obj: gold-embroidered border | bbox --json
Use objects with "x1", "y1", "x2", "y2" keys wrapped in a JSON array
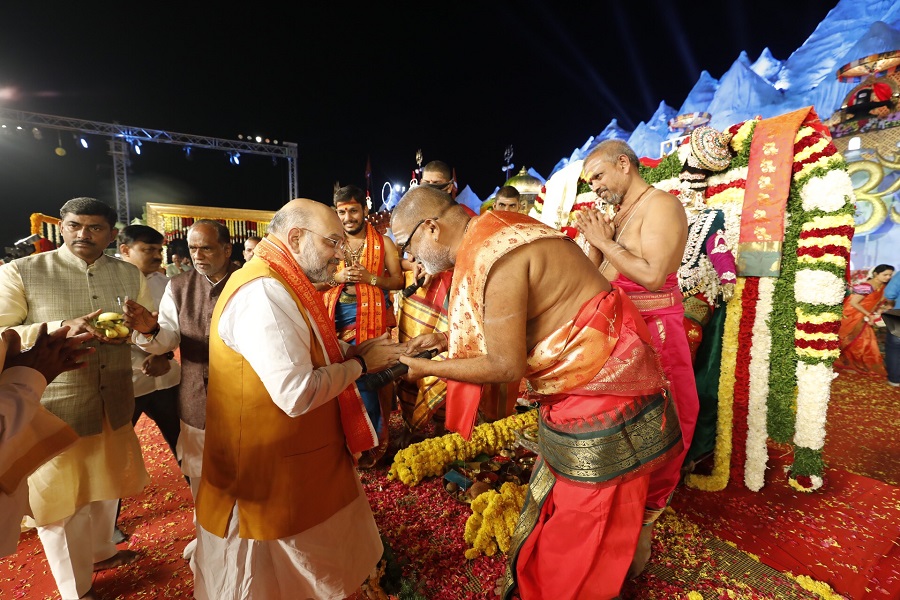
[{"x1": 538, "y1": 395, "x2": 682, "y2": 483}]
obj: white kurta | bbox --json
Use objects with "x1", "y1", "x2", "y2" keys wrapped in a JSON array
[
  {"x1": 0, "y1": 365, "x2": 47, "y2": 557},
  {"x1": 131, "y1": 271, "x2": 180, "y2": 397},
  {"x1": 192, "y1": 278, "x2": 382, "y2": 600},
  {"x1": 134, "y1": 280, "x2": 202, "y2": 476}
]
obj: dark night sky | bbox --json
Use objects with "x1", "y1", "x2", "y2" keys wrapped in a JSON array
[{"x1": 0, "y1": 1, "x2": 836, "y2": 249}]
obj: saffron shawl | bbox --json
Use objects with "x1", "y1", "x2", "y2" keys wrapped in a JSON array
[{"x1": 254, "y1": 236, "x2": 377, "y2": 453}]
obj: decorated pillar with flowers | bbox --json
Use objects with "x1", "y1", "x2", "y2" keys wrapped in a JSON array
[{"x1": 639, "y1": 108, "x2": 855, "y2": 493}]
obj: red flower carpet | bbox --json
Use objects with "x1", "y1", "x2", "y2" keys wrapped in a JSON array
[{"x1": 1, "y1": 369, "x2": 898, "y2": 599}]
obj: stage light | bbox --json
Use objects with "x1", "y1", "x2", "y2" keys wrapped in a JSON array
[
  {"x1": 238, "y1": 134, "x2": 244, "y2": 140},
  {"x1": 229, "y1": 152, "x2": 241, "y2": 165},
  {"x1": 184, "y1": 146, "x2": 192, "y2": 159},
  {"x1": 32, "y1": 127, "x2": 42, "y2": 140},
  {"x1": 80, "y1": 137, "x2": 88, "y2": 149},
  {"x1": 55, "y1": 132, "x2": 66, "y2": 157},
  {"x1": 133, "y1": 140, "x2": 142, "y2": 155}
]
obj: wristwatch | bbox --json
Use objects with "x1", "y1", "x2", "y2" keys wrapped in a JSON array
[{"x1": 370, "y1": 275, "x2": 378, "y2": 286}]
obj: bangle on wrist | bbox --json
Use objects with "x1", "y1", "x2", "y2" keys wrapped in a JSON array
[{"x1": 351, "y1": 354, "x2": 367, "y2": 374}]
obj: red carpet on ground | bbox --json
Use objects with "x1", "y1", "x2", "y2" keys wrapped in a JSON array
[
  {"x1": 673, "y1": 450, "x2": 900, "y2": 599},
  {"x1": 0, "y1": 369, "x2": 897, "y2": 599}
]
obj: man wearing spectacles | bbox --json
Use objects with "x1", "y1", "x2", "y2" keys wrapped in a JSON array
[
  {"x1": 394, "y1": 185, "x2": 682, "y2": 600},
  {"x1": 394, "y1": 160, "x2": 460, "y2": 446},
  {"x1": 190, "y1": 198, "x2": 402, "y2": 600},
  {"x1": 320, "y1": 185, "x2": 404, "y2": 468}
]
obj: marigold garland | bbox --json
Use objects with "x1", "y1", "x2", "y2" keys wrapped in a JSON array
[
  {"x1": 387, "y1": 410, "x2": 538, "y2": 486},
  {"x1": 685, "y1": 277, "x2": 745, "y2": 491},
  {"x1": 463, "y1": 482, "x2": 527, "y2": 559}
]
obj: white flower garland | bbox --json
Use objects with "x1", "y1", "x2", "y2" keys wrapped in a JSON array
[
  {"x1": 794, "y1": 269, "x2": 845, "y2": 306},
  {"x1": 745, "y1": 277, "x2": 775, "y2": 491},
  {"x1": 793, "y1": 362, "x2": 834, "y2": 450},
  {"x1": 799, "y1": 170, "x2": 854, "y2": 213}
]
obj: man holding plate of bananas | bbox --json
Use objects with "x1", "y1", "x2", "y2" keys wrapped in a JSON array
[{"x1": 0, "y1": 197, "x2": 155, "y2": 600}]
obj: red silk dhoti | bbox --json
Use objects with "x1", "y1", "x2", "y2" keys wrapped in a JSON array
[
  {"x1": 515, "y1": 474, "x2": 648, "y2": 600},
  {"x1": 613, "y1": 274, "x2": 699, "y2": 515}
]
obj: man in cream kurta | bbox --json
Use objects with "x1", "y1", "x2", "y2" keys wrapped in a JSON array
[
  {"x1": 0, "y1": 197, "x2": 153, "y2": 600},
  {"x1": 191, "y1": 199, "x2": 403, "y2": 600}
]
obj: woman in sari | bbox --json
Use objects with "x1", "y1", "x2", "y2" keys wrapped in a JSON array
[{"x1": 835, "y1": 264, "x2": 894, "y2": 377}]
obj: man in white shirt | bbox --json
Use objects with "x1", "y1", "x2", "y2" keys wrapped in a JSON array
[
  {"x1": 114, "y1": 225, "x2": 183, "y2": 541},
  {"x1": 118, "y1": 225, "x2": 181, "y2": 459},
  {"x1": 165, "y1": 238, "x2": 193, "y2": 278},
  {"x1": 242, "y1": 235, "x2": 261, "y2": 264}
]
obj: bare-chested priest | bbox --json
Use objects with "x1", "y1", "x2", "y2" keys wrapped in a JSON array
[
  {"x1": 394, "y1": 186, "x2": 683, "y2": 600},
  {"x1": 574, "y1": 139, "x2": 699, "y2": 578}
]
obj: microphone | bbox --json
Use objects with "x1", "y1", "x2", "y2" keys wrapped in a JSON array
[
  {"x1": 357, "y1": 348, "x2": 439, "y2": 391},
  {"x1": 401, "y1": 277, "x2": 426, "y2": 298}
]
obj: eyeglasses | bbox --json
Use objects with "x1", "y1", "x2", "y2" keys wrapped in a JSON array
[
  {"x1": 397, "y1": 201, "x2": 457, "y2": 260},
  {"x1": 302, "y1": 228, "x2": 346, "y2": 253}
]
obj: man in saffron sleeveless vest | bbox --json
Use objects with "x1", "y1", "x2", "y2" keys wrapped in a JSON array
[
  {"x1": 320, "y1": 185, "x2": 404, "y2": 467},
  {"x1": 395, "y1": 188, "x2": 682, "y2": 600},
  {"x1": 0, "y1": 198, "x2": 153, "y2": 600},
  {"x1": 575, "y1": 140, "x2": 700, "y2": 578},
  {"x1": 192, "y1": 199, "x2": 403, "y2": 600}
]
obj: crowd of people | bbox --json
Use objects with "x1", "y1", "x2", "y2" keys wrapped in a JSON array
[{"x1": 0, "y1": 143, "x2": 897, "y2": 600}]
